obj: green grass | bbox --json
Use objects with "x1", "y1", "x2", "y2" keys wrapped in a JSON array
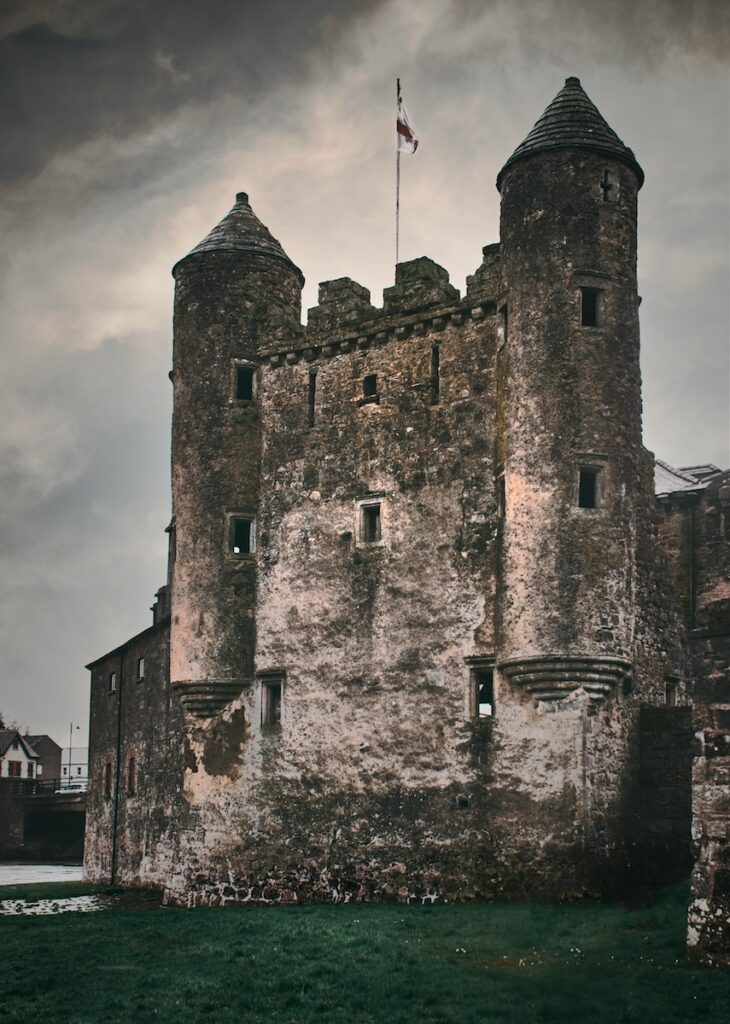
[{"x1": 1, "y1": 881, "x2": 728, "y2": 1023}]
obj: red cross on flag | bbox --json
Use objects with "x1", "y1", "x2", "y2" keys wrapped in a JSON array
[{"x1": 397, "y1": 84, "x2": 418, "y2": 154}]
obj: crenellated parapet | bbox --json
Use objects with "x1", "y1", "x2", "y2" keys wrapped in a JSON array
[
  {"x1": 466, "y1": 243, "x2": 501, "y2": 305},
  {"x1": 307, "y1": 278, "x2": 376, "y2": 340},
  {"x1": 383, "y1": 257, "x2": 460, "y2": 312}
]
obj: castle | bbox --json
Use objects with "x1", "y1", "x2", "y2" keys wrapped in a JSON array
[{"x1": 84, "y1": 78, "x2": 729, "y2": 962}]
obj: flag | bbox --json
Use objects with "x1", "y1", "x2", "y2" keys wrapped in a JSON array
[{"x1": 397, "y1": 89, "x2": 418, "y2": 154}]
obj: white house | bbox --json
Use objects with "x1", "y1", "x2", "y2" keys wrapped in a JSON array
[{"x1": 0, "y1": 731, "x2": 40, "y2": 780}]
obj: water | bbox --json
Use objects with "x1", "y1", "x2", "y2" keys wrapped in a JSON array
[{"x1": 0, "y1": 863, "x2": 83, "y2": 885}]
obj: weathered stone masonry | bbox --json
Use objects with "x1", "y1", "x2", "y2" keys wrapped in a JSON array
[{"x1": 84, "y1": 77, "x2": 727, "y2": 941}]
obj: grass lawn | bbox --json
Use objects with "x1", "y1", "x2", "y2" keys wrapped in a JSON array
[{"x1": 2, "y1": 880, "x2": 728, "y2": 1023}]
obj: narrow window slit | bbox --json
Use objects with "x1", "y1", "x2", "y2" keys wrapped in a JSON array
[
  {"x1": 430, "y1": 345, "x2": 440, "y2": 405},
  {"x1": 578, "y1": 468, "x2": 598, "y2": 508},
  {"x1": 262, "y1": 680, "x2": 282, "y2": 726},
  {"x1": 497, "y1": 475, "x2": 506, "y2": 518},
  {"x1": 474, "y1": 669, "x2": 494, "y2": 718},
  {"x1": 665, "y1": 677, "x2": 679, "y2": 707},
  {"x1": 362, "y1": 504, "x2": 381, "y2": 543},
  {"x1": 498, "y1": 305, "x2": 508, "y2": 346},
  {"x1": 363, "y1": 374, "x2": 378, "y2": 400},
  {"x1": 231, "y1": 518, "x2": 254, "y2": 555},
  {"x1": 235, "y1": 366, "x2": 254, "y2": 401},
  {"x1": 581, "y1": 288, "x2": 599, "y2": 327},
  {"x1": 308, "y1": 370, "x2": 317, "y2": 427}
]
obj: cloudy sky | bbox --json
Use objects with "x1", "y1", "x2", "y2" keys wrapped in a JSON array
[{"x1": 1, "y1": 0, "x2": 728, "y2": 745}]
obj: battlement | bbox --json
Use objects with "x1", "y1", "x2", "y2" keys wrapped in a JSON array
[{"x1": 264, "y1": 250, "x2": 500, "y2": 367}]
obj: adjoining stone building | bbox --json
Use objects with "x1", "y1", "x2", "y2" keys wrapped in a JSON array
[{"x1": 84, "y1": 77, "x2": 729, "y2": 947}]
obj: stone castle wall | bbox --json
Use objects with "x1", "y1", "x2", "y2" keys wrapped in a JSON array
[{"x1": 82, "y1": 79, "x2": 724, "y2": 930}]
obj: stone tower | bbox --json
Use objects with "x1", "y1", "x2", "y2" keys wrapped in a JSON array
[
  {"x1": 170, "y1": 193, "x2": 303, "y2": 715},
  {"x1": 490, "y1": 77, "x2": 654, "y2": 886}
]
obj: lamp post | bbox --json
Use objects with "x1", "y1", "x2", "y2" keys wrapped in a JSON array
[{"x1": 67, "y1": 722, "x2": 79, "y2": 788}]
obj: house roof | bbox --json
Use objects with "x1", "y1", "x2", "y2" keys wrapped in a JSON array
[
  {"x1": 0, "y1": 730, "x2": 39, "y2": 759},
  {"x1": 26, "y1": 734, "x2": 62, "y2": 753},
  {"x1": 173, "y1": 192, "x2": 303, "y2": 283},
  {"x1": 678, "y1": 464, "x2": 722, "y2": 483},
  {"x1": 497, "y1": 77, "x2": 644, "y2": 190},
  {"x1": 654, "y1": 459, "x2": 721, "y2": 498}
]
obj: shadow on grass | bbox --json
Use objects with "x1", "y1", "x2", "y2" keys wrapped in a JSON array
[{"x1": 2, "y1": 881, "x2": 729, "y2": 1024}]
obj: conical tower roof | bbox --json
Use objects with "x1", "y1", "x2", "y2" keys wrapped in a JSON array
[
  {"x1": 173, "y1": 192, "x2": 303, "y2": 281},
  {"x1": 497, "y1": 77, "x2": 644, "y2": 190}
]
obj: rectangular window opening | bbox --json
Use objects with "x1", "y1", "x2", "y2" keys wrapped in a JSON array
[
  {"x1": 474, "y1": 669, "x2": 494, "y2": 718},
  {"x1": 497, "y1": 475, "x2": 506, "y2": 518},
  {"x1": 27, "y1": 763, "x2": 34, "y2": 778},
  {"x1": 430, "y1": 345, "x2": 440, "y2": 405},
  {"x1": 104, "y1": 762, "x2": 112, "y2": 799},
  {"x1": 231, "y1": 517, "x2": 254, "y2": 555},
  {"x1": 8, "y1": 761, "x2": 21, "y2": 778},
  {"x1": 362, "y1": 503, "x2": 381, "y2": 543},
  {"x1": 262, "y1": 680, "x2": 282, "y2": 727},
  {"x1": 363, "y1": 374, "x2": 378, "y2": 399},
  {"x1": 128, "y1": 757, "x2": 136, "y2": 796},
  {"x1": 136, "y1": 657, "x2": 145, "y2": 681},
  {"x1": 308, "y1": 370, "x2": 317, "y2": 428},
  {"x1": 665, "y1": 678, "x2": 679, "y2": 707},
  {"x1": 235, "y1": 365, "x2": 254, "y2": 401},
  {"x1": 581, "y1": 288, "x2": 599, "y2": 327},
  {"x1": 578, "y1": 467, "x2": 598, "y2": 508},
  {"x1": 109, "y1": 671, "x2": 117, "y2": 693}
]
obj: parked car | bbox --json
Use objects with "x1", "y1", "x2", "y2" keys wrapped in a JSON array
[{"x1": 54, "y1": 781, "x2": 87, "y2": 794}]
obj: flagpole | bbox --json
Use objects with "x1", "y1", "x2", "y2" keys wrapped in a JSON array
[{"x1": 395, "y1": 77, "x2": 401, "y2": 268}]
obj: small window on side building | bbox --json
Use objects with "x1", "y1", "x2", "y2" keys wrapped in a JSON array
[
  {"x1": 580, "y1": 288, "x2": 600, "y2": 327},
  {"x1": 109, "y1": 671, "x2": 117, "y2": 693},
  {"x1": 27, "y1": 763, "x2": 34, "y2": 778},
  {"x1": 665, "y1": 677, "x2": 679, "y2": 707},
  {"x1": 235, "y1": 365, "x2": 255, "y2": 402},
  {"x1": 136, "y1": 657, "x2": 145, "y2": 681},
  {"x1": 578, "y1": 468, "x2": 599, "y2": 508}
]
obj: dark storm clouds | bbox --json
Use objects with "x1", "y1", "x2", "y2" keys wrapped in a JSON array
[
  {"x1": 0, "y1": 0, "x2": 727, "y2": 740},
  {"x1": 0, "y1": 0, "x2": 388, "y2": 186}
]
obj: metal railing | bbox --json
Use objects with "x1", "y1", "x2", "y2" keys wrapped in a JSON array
[{"x1": 26, "y1": 779, "x2": 88, "y2": 796}]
